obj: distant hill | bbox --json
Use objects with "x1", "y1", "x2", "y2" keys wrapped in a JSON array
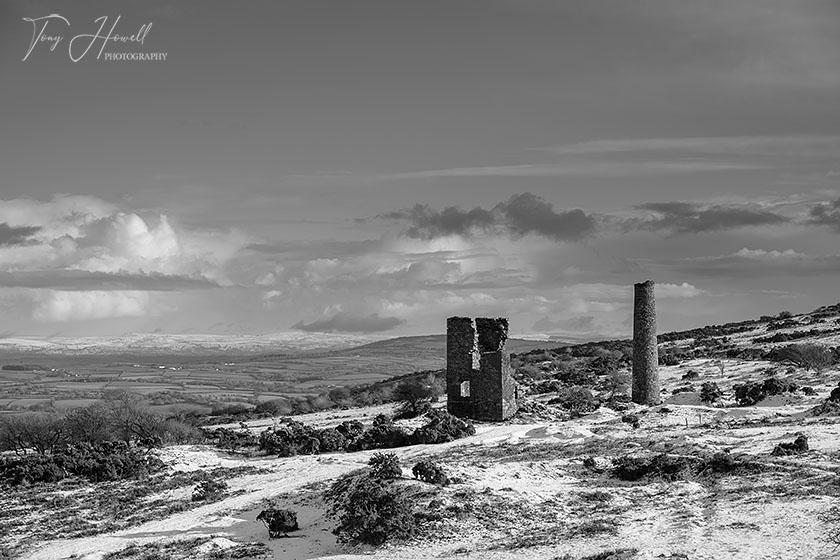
[{"x1": 333, "y1": 334, "x2": 575, "y2": 359}]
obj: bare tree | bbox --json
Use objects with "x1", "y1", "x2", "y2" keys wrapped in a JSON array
[{"x1": 0, "y1": 413, "x2": 65, "y2": 455}]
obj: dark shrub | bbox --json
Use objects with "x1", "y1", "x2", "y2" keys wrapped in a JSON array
[
  {"x1": 350, "y1": 420, "x2": 410, "y2": 451},
  {"x1": 681, "y1": 370, "x2": 700, "y2": 380},
  {"x1": 620, "y1": 414, "x2": 640, "y2": 429},
  {"x1": 0, "y1": 441, "x2": 163, "y2": 486},
  {"x1": 410, "y1": 409, "x2": 475, "y2": 445},
  {"x1": 612, "y1": 454, "x2": 693, "y2": 482},
  {"x1": 394, "y1": 400, "x2": 432, "y2": 420},
  {"x1": 733, "y1": 377, "x2": 798, "y2": 406},
  {"x1": 659, "y1": 353, "x2": 680, "y2": 366},
  {"x1": 372, "y1": 414, "x2": 392, "y2": 427},
  {"x1": 700, "y1": 382, "x2": 723, "y2": 404},
  {"x1": 548, "y1": 386, "x2": 600, "y2": 417},
  {"x1": 192, "y1": 479, "x2": 228, "y2": 502},
  {"x1": 771, "y1": 434, "x2": 809, "y2": 456},
  {"x1": 671, "y1": 385, "x2": 695, "y2": 395},
  {"x1": 298, "y1": 436, "x2": 320, "y2": 455},
  {"x1": 412, "y1": 459, "x2": 449, "y2": 485},
  {"x1": 0, "y1": 454, "x2": 66, "y2": 485},
  {"x1": 257, "y1": 509, "x2": 299, "y2": 537},
  {"x1": 259, "y1": 420, "x2": 320, "y2": 456},
  {"x1": 532, "y1": 379, "x2": 565, "y2": 395},
  {"x1": 213, "y1": 428, "x2": 258, "y2": 451},
  {"x1": 60, "y1": 441, "x2": 165, "y2": 482},
  {"x1": 801, "y1": 386, "x2": 818, "y2": 396},
  {"x1": 369, "y1": 452, "x2": 402, "y2": 479},
  {"x1": 316, "y1": 428, "x2": 348, "y2": 452},
  {"x1": 555, "y1": 363, "x2": 597, "y2": 387},
  {"x1": 336, "y1": 420, "x2": 364, "y2": 440},
  {"x1": 810, "y1": 400, "x2": 840, "y2": 416},
  {"x1": 611, "y1": 452, "x2": 763, "y2": 482},
  {"x1": 326, "y1": 471, "x2": 417, "y2": 545}
]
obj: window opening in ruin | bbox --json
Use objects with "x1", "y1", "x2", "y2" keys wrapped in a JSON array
[{"x1": 460, "y1": 380, "x2": 470, "y2": 397}]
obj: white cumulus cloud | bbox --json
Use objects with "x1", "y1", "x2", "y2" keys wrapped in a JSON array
[{"x1": 32, "y1": 290, "x2": 150, "y2": 322}]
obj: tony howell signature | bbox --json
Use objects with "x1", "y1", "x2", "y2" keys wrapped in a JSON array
[{"x1": 22, "y1": 14, "x2": 167, "y2": 62}]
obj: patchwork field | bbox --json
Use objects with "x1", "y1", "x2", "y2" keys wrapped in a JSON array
[{"x1": 0, "y1": 335, "x2": 552, "y2": 414}]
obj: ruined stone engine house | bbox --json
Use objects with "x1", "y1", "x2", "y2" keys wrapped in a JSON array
[{"x1": 446, "y1": 316, "x2": 518, "y2": 421}]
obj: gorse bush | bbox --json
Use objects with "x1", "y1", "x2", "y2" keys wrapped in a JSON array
[
  {"x1": 368, "y1": 452, "x2": 402, "y2": 479},
  {"x1": 733, "y1": 377, "x2": 798, "y2": 406},
  {"x1": 0, "y1": 441, "x2": 164, "y2": 486},
  {"x1": 244, "y1": 409, "x2": 474, "y2": 457},
  {"x1": 335, "y1": 420, "x2": 364, "y2": 440},
  {"x1": 549, "y1": 386, "x2": 600, "y2": 417},
  {"x1": 258, "y1": 420, "x2": 321, "y2": 457},
  {"x1": 257, "y1": 509, "x2": 299, "y2": 538},
  {"x1": 191, "y1": 479, "x2": 228, "y2": 502},
  {"x1": 611, "y1": 451, "x2": 764, "y2": 482},
  {"x1": 412, "y1": 459, "x2": 449, "y2": 485},
  {"x1": 818, "y1": 504, "x2": 840, "y2": 549},
  {"x1": 700, "y1": 382, "x2": 723, "y2": 404},
  {"x1": 326, "y1": 470, "x2": 418, "y2": 545},
  {"x1": 212, "y1": 427, "x2": 258, "y2": 451},
  {"x1": 349, "y1": 418, "x2": 411, "y2": 451},
  {"x1": 409, "y1": 408, "x2": 475, "y2": 445}
]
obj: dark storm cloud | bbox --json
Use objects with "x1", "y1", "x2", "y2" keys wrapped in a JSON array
[
  {"x1": 291, "y1": 312, "x2": 405, "y2": 334},
  {"x1": 0, "y1": 223, "x2": 40, "y2": 246},
  {"x1": 381, "y1": 193, "x2": 597, "y2": 241},
  {"x1": 807, "y1": 199, "x2": 840, "y2": 232},
  {"x1": 0, "y1": 270, "x2": 221, "y2": 291},
  {"x1": 629, "y1": 202, "x2": 789, "y2": 235}
]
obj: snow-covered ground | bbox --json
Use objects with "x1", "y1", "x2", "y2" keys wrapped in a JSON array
[
  {"x1": 19, "y1": 390, "x2": 840, "y2": 560},
  {"x1": 12, "y1": 311, "x2": 840, "y2": 560}
]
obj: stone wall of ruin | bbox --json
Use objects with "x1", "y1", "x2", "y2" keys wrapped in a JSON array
[{"x1": 446, "y1": 316, "x2": 518, "y2": 421}]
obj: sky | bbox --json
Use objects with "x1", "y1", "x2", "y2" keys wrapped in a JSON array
[{"x1": 2, "y1": 0, "x2": 840, "y2": 339}]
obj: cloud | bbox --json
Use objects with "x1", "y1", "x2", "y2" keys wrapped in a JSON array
[
  {"x1": 0, "y1": 223, "x2": 40, "y2": 246},
  {"x1": 807, "y1": 198, "x2": 840, "y2": 232},
  {"x1": 382, "y1": 192, "x2": 597, "y2": 242},
  {"x1": 378, "y1": 160, "x2": 762, "y2": 179},
  {"x1": 32, "y1": 290, "x2": 150, "y2": 322},
  {"x1": 532, "y1": 315, "x2": 597, "y2": 332},
  {"x1": 655, "y1": 282, "x2": 704, "y2": 299},
  {"x1": 656, "y1": 248, "x2": 840, "y2": 278},
  {"x1": 72, "y1": 213, "x2": 181, "y2": 273},
  {"x1": 0, "y1": 195, "x2": 250, "y2": 324},
  {"x1": 0, "y1": 270, "x2": 220, "y2": 291},
  {"x1": 383, "y1": 205, "x2": 495, "y2": 239},
  {"x1": 291, "y1": 312, "x2": 405, "y2": 333},
  {"x1": 629, "y1": 202, "x2": 790, "y2": 235},
  {"x1": 549, "y1": 135, "x2": 840, "y2": 158},
  {"x1": 0, "y1": 195, "x2": 247, "y2": 281}
]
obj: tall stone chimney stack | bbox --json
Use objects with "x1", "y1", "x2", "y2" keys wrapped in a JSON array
[{"x1": 632, "y1": 280, "x2": 660, "y2": 405}]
